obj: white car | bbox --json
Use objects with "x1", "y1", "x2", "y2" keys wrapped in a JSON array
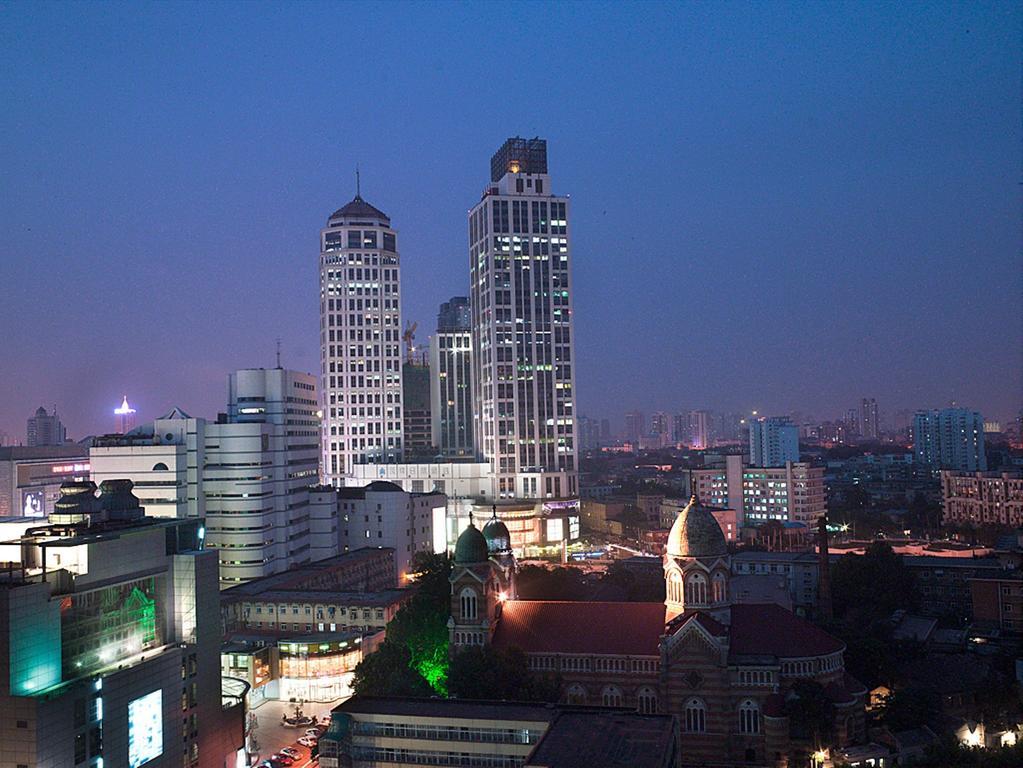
[
  {"x1": 279, "y1": 748, "x2": 300, "y2": 760},
  {"x1": 297, "y1": 736, "x2": 318, "y2": 748},
  {"x1": 304, "y1": 728, "x2": 320, "y2": 737}
]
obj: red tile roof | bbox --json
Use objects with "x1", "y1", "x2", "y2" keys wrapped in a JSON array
[
  {"x1": 728, "y1": 603, "x2": 844, "y2": 658},
  {"x1": 493, "y1": 601, "x2": 665, "y2": 656}
]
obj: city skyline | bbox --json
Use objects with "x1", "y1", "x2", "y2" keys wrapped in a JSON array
[{"x1": 2, "y1": 2, "x2": 1020, "y2": 441}]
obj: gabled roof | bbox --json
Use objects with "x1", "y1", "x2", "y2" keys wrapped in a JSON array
[
  {"x1": 728, "y1": 603, "x2": 845, "y2": 658},
  {"x1": 493, "y1": 601, "x2": 665, "y2": 656}
]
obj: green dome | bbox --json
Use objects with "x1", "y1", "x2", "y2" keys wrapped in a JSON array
[
  {"x1": 482, "y1": 512, "x2": 511, "y2": 554},
  {"x1": 454, "y1": 521, "x2": 490, "y2": 564}
]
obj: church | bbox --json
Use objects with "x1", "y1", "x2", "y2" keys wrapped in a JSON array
[{"x1": 448, "y1": 498, "x2": 866, "y2": 767}]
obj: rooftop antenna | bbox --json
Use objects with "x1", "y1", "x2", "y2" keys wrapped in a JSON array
[
  {"x1": 275, "y1": 338, "x2": 282, "y2": 369},
  {"x1": 356, "y1": 165, "x2": 361, "y2": 198}
]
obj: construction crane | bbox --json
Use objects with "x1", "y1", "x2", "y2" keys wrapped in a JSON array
[{"x1": 402, "y1": 321, "x2": 417, "y2": 362}]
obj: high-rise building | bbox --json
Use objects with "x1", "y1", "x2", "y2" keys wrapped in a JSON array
[
  {"x1": 688, "y1": 410, "x2": 709, "y2": 450},
  {"x1": 577, "y1": 415, "x2": 600, "y2": 450},
  {"x1": 90, "y1": 368, "x2": 333, "y2": 587},
  {"x1": 844, "y1": 408, "x2": 860, "y2": 438},
  {"x1": 749, "y1": 416, "x2": 800, "y2": 467},
  {"x1": 692, "y1": 455, "x2": 826, "y2": 526},
  {"x1": 469, "y1": 137, "x2": 577, "y2": 499},
  {"x1": 913, "y1": 408, "x2": 987, "y2": 472},
  {"x1": 625, "y1": 411, "x2": 645, "y2": 443},
  {"x1": 114, "y1": 395, "x2": 136, "y2": 433},
  {"x1": 26, "y1": 406, "x2": 66, "y2": 447},
  {"x1": 941, "y1": 470, "x2": 1023, "y2": 527},
  {"x1": 0, "y1": 480, "x2": 244, "y2": 767},
  {"x1": 402, "y1": 360, "x2": 432, "y2": 458},
  {"x1": 430, "y1": 297, "x2": 474, "y2": 458},
  {"x1": 320, "y1": 190, "x2": 403, "y2": 484},
  {"x1": 860, "y1": 398, "x2": 880, "y2": 440},
  {"x1": 650, "y1": 411, "x2": 670, "y2": 439}
]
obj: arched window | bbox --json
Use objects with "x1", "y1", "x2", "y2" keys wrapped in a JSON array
[
  {"x1": 459, "y1": 587, "x2": 478, "y2": 621},
  {"x1": 684, "y1": 698, "x2": 706, "y2": 732},
  {"x1": 601, "y1": 685, "x2": 622, "y2": 707},
  {"x1": 667, "y1": 569, "x2": 683, "y2": 604},
  {"x1": 739, "y1": 699, "x2": 760, "y2": 734},
  {"x1": 637, "y1": 687, "x2": 658, "y2": 715},
  {"x1": 685, "y1": 572, "x2": 708, "y2": 605},
  {"x1": 152, "y1": 462, "x2": 169, "y2": 471},
  {"x1": 566, "y1": 684, "x2": 587, "y2": 705},
  {"x1": 712, "y1": 571, "x2": 728, "y2": 603}
]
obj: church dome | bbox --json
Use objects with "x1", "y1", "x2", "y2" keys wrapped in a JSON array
[
  {"x1": 482, "y1": 510, "x2": 512, "y2": 554},
  {"x1": 666, "y1": 495, "x2": 727, "y2": 559},
  {"x1": 454, "y1": 520, "x2": 490, "y2": 564}
]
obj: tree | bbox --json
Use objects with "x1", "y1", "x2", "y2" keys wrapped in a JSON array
[
  {"x1": 878, "y1": 685, "x2": 940, "y2": 731},
  {"x1": 600, "y1": 562, "x2": 665, "y2": 602},
  {"x1": 830, "y1": 541, "x2": 917, "y2": 624},
  {"x1": 785, "y1": 680, "x2": 835, "y2": 746},
  {"x1": 516, "y1": 565, "x2": 588, "y2": 601},
  {"x1": 448, "y1": 645, "x2": 560, "y2": 702},
  {"x1": 352, "y1": 640, "x2": 433, "y2": 697}
]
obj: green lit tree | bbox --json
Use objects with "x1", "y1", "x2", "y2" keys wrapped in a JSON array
[
  {"x1": 448, "y1": 646, "x2": 560, "y2": 702},
  {"x1": 351, "y1": 640, "x2": 432, "y2": 697}
]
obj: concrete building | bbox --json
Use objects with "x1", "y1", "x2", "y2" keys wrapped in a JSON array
[
  {"x1": 430, "y1": 297, "x2": 474, "y2": 458},
  {"x1": 941, "y1": 470, "x2": 1023, "y2": 527},
  {"x1": 0, "y1": 480, "x2": 244, "y2": 768},
  {"x1": 338, "y1": 481, "x2": 447, "y2": 583},
  {"x1": 0, "y1": 445, "x2": 91, "y2": 518},
  {"x1": 687, "y1": 410, "x2": 709, "y2": 450},
  {"x1": 401, "y1": 360, "x2": 432, "y2": 458},
  {"x1": 691, "y1": 455, "x2": 826, "y2": 526},
  {"x1": 913, "y1": 408, "x2": 987, "y2": 472},
  {"x1": 861, "y1": 398, "x2": 880, "y2": 440},
  {"x1": 749, "y1": 416, "x2": 799, "y2": 467},
  {"x1": 91, "y1": 368, "x2": 333, "y2": 587},
  {"x1": 320, "y1": 189, "x2": 403, "y2": 484},
  {"x1": 319, "y1": 697, "x2": 680, "y2": 768},
  {"x1": 625, "y1": 411, "x2": 645, "y2": 443},
  {"x1": 469, "y1": 137, "x2": 578, "y2": 500},
  {"x1": 26, "y1": 406, "x2": 66, "y2": 447},
  {"x1": 970, "y1": 575, "x2": 1023, "y2": 636}
]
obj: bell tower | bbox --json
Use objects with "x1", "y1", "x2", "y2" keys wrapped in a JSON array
[{"x1": 663, "y1": 495, "x2": 732, "y2": 623}]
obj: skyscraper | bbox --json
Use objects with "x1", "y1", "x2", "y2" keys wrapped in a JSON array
[
  {"x1": 749, "y1": 416, "x2": 800, "y2": 467},
  {"x1": 114, "y1": 395, "x2": 136, "y2": 433},
  {"x1": 860, "y1": 397, "x2": 880, "y2": 440},
  {"x1": 688, "y1": 410, "x2": 710, "y2": 450},
  {"x1": 26, "y1": 405, "x2": 66, "y2": 446},
  {"x1": 430, "y1": 297, "x2": 474, "y2": 458},
  {"x1": 913, "y1": 408, "x2": 987, "y2": 472},
  {"x1": 469, "y1": 137, "x2": 577, "y2": 499},
  {"x1": 625, "y1": 411, "x2": 646, "y2": 443},
  {"x1": 320, "y1": 189, "x2": 403, "y2": 484}
]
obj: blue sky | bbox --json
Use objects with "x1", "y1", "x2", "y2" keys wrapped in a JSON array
[{"x1": 1, "y1": 1, "x2": 1019, "y2": 439}]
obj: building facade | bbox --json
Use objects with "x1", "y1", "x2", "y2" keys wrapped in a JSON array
[
  {"x1": 469, "y1": 137, "x2": 578, "y2": 500},
  {"x1": 402, "y1": 360, "x2": 433, "y2": 458},
  {"x1": 338, "y1": 481, "x2": 447, "y2": 583},
  {"x1": 0, "y1": 445, "x2": 91, "y2": 518},
  {"x1": 26, "y1": 406, "x2": 66, "y2": 447},
  {"x1": 430, "y1": 297, "x2": 474, "y2": 458},
  {"x1": 320, "y1": 192, "x2": 403, "y2": 483},
  {"x1": 114, "y1": 395, "x2": 137, "y2": 434},
  {"x1": 90, "y1": 369, "x2": 333, "y2": 587},
  {"x1": 448, "y1": 497, "x2": 866, "y2": 767},
  {"x1": 749, "y1": 417, "x2": 799, "y2": 468},
  {"x1": 913, "y1": 409, "x2": 987, "y2": 472},
  {"x1": 0, "y1": 480, "x2": 243, "y2": 768},
  {"x1": 691, "y1": 455, "x2": 826, "y2": 526},
  {"x1": 941, "y1": 470, "x2": 1023, "y2": 527},
  {"x1": 860, "y1": 398, "x2": 880, "y2": 440}
]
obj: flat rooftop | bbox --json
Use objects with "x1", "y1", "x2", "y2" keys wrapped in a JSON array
[
  {"x1": 220, "y1": 547, "x2": 395, "y2": 597},
  {"x1": 526, "y1": 711, "x2": 676, "y2": 768},
  {"x1": 335, "y1": 695, "x2": 561, "y2": 723},
  {"x1": 222, "y1": 588, "x2": 407, "y2": 605}
]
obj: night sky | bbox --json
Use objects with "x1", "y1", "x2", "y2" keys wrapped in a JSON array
[{"x1": 1, "y1": 2, "x2": 1019, "y2": 441}]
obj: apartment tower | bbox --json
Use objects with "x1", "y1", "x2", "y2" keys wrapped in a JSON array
[
  {"x1": 320, "y1": 189, "x2": 403, "y2": 483},
  {"x1": 468, "y1": 137, "x2": 577, "y2": 499}
]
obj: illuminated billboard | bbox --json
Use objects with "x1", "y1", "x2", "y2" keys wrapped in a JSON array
[
  {"x1": 128, "y1": 690, "x2": 163, "y2": 768},
  {"x1": 21, "y1": 490, "x2": 45, "y2": 517},
  {"x1": 546, "y1": 517, "x2": 564, "y2": 542}
]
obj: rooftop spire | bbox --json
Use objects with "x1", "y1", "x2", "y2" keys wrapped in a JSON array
[{"x1": 356, "y1": 165, "x2": 361, "y2": 198}]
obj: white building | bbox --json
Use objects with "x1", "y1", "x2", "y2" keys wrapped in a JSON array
[
  {"x1": 0, "y1": 480, "x2": 244, "y2": 768},
  {"x1": 319, "y1": 191, "x2": 403, "y2": 484},
  {"x1": 90, "y1": 368, "x2": 335, "y2": 587},
  {"x1": 749, "y1": 416, "x2": 800, "y2": 467},
  {"x1": 693, "y1": 455, "x2": 827, "y2": 526},
  {"x1": 337, "y1": 481, "x2": 447, "y2": 583},
  {"x1": 346, "y1": 461, "x2": 494, "y2": 499},
  {"x1": 430, "y1": 297, "x2": 474, "y2": 458},
  {"x1": 468, "y1": 137, "x2": 578, "y2": 500}
]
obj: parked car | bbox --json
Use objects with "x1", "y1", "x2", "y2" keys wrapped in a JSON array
[
  {"x1": 279, "y1": 748, "x2": 301, "y2": 760},
  {"x1": 271, "y1": 756, "x2": 294, "y2": 766},
  {"x1": 304, "y1": 728, "x2": 320, "y2": 737},
  {"x1": 297, "y1": 736, "x2": 318, "y2": 748}
]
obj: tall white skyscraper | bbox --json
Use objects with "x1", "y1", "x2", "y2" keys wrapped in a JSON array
[
  {"x1": 468, "y1": 137, "x2": 578, "y2": 499},
  {"x1": 320, "y1": 191, "x2": 403, "y2": 484}
]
